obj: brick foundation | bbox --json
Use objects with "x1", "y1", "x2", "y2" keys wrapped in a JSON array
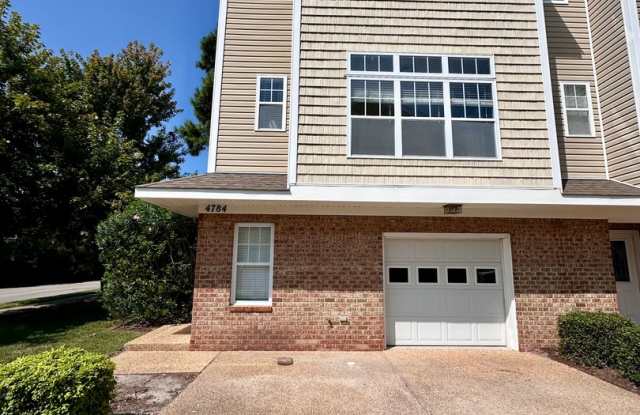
[{"x1": 190, "y1": 215, "x2": 619, "y2": 352}]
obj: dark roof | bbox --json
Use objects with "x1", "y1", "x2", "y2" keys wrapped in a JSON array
[
  {"x1": 137, "y1": 173, "x2": 289, "y2": 192},
  {"x1": 562, "y1": 179, "x2": 640, "y2": 197}
]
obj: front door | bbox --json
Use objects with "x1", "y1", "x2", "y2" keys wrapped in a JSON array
[{"x1": 610, "y1": 230, "x2": 640, "y2": 323}]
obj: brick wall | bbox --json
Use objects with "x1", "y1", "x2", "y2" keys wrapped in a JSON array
[{"x1": 190, "y1": 215, "x2": 618, "y2": 352}]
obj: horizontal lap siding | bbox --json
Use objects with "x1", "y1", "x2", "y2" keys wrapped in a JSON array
[
  {"x1": 216, "y1": 0, "x2": 292, "y2": 173},
  {"x1": 544, "y1": 0, "x2": 607, "y2": 179},
  {"x1": 588, "y1": 0, "x2": 640, "y2": 186},
  {"x1": 296, "y1": 0, "x2": 553, "y2": 187}
]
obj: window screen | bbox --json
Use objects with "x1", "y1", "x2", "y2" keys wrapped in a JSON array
[
  {"x1": 400, "y1": 81, "x2": 445, "y2": 156},
  {"x1": 235, "y1": 225, "x2": 273, "y2": 301},
  {"x1": 563, "y1": 84, "x2": 592, "y2": 136},
  {"x1": 257, "y1": 77, "x2": 285, "y2": 130}
]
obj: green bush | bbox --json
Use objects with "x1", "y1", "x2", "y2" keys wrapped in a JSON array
[
  {"x1": 96, "y1": 199, "x2": 196, "y2": 325},
  {"x1": 559, "y1": 311, "x2": 640, "y2": 385},
  {"x1": 0, "y1": 347, "x2": 115, "y2": 415}
]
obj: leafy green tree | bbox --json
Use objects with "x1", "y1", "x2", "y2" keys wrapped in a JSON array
[
  {"x1": 0, "y1": 1, "x2": 184, "y2": 286},
  {"x1": 178, "y1": 31, "x2": 216, "y2": 155}
]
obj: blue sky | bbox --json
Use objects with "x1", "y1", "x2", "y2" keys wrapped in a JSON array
[{"x1": 13, "y1": 0, "x2": 219, "y2": 174}]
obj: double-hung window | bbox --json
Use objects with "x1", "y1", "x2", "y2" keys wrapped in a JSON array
[
  {"x1": 232, "y1": 224, "x2": 274, "y2": 305},
  {"x1": 347, "y1": 53, "x2": 500, "y2": 159},
  {"x1": 560, "y1": 82, "x2": 594, "y2": 137},
  {"x1": 255, "y1": 76, "x2": 286, "y2": 131}
]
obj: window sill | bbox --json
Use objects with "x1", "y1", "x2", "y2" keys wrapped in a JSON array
[{"x1": 227, "y1": 306, "x2": 273, "y2": 313}]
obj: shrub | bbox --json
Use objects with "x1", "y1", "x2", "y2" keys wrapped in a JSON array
[
  {"x1": 96, "y1": 199, "x2": 196, "y2": 325},
  {"x1": 0, "y1": 347, "x2": 115, "y2": 415},
  {"x1": 559, "y1": 311, "x2": 640, "y2": 385},
  {"x1": 558, "y1": 311, "x2": 633, "y2": 367}
]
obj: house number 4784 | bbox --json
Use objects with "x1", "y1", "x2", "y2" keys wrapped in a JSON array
[{"x1": 205, "y1": 204, "x2": 227, "y2": 213}]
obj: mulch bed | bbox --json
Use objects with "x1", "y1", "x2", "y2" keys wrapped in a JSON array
[{"x1": 542, "y1": 351, "x2": 639, "y2": 395}]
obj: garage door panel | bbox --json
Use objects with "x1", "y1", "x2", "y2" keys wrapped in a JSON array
[{"x1": 385, "y1": 237, "x2": 508, "y2": 347}]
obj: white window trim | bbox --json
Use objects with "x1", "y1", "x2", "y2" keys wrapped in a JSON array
[
  {"x1": 559, "y1": 81, "x2": 596, "y2": 138},
  {"x1": 543, "y1": 0, "x2": 569, "y2": 5},
  {"x1": 416, "y1": 265, "x2": 440, "y2": 285},
  {"x1": 230, "y1": 223, "x2": 275, "y2": 306},
  {"x1": 346, "y1": 53, "x2": 501, "y2": 161},
  {"x1": 387, "y1": 265, "x2": 411, "y2": 285},
  {"x1": 254, "y1": 75, "x2": 287, "y2": 132}
]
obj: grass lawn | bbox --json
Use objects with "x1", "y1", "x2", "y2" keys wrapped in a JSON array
[{"x1": 0, "y1": 300, "x2": 144, "y2": 364}]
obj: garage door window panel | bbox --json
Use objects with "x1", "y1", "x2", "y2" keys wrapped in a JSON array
[
  {"x1": 476, "y1": 268, "x2": 498, "y2": 285},
  {"x1": 417, "y1": 267, "x2": 439, "y2": 284},
  {"x1": 447, "y1": 267, "x2": 468, "y2": 284},
  {"x1": 388, "y1": 267, "x2": 410, "y2": 284}
]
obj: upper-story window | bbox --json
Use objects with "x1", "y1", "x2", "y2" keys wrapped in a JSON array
[
  {"x1": 560, "y1": 82, "x2": 594, "y2": 137},
  {"x1": 347, "y1": 53, "x2": 500, "y2": 159},
  {"x1": 255, "y1": 75, "x2": 287, "y2": 131}
]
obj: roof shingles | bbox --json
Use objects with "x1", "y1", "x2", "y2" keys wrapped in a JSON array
[{"x1": 137, "y1": 173, "x2": 288, "y2": 192}]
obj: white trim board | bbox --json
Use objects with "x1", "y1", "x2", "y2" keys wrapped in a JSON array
[
  {"x1": 287, "y1": 0, "x2": 301, "y2": 186},
  {"x1": 382, "y1": 233, "x2": 519, "y2": 350},
  {"x1": 621, "y1": 0, "x2": 640, "y2": 134},
  {"x1": 207, "y1": 0, "x2": 228, "y2": 173},
  {"x1": 535, "y1": 0, "x2": 564, "y2": 189}
]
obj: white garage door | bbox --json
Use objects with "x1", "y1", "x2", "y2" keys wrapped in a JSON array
[{"x1": 385, "y1": 237, "x2": 508, "y2": 346}]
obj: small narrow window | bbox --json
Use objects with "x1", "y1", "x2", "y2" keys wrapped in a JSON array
[
  {"x1": 399, "y1": 56, "x2": 442, "y2": 74},
  {"x1": 401, "y1": 81, "x2": 446, "y2": 156},
  {"x1": 233, "y1": 224, "x2": 273, "y2": 303},
  {"x1": 447, "y1": 268, "x2": 468, "y2": 284},
  {"x1": 476, "y1": 268, "x2": 497, "y2": 284},
  {"x1": 389, "y1": 267, "x2": 410, "y2": 283},
  {"x1": 611, "y1": 241, "x2": 631, "y2": 282},
  {"x1": 256, "y1": 76, "x2": 286, "y2": 130},
  {"x1": 448, "y1": 57, "x2": 491, "y2": 75},
  {"x1": 450, "y1": 82, "x2": 497, "y2": 157},
  {"x1": 350, "y1": 79, "x2": 395, "y2": 155},
  {"x1": 562, "y1": 83, "x2": 593, "y2": 136},
  {"x1": 418, "y1": 268, "x2": 439, "y2": 284},
  {"x1": 350, "y1": 54, "x2": 394, "y2": 72}
]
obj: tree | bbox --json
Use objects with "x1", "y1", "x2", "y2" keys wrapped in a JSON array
[
  {"x1": 178, "y1": 31, "x2": 216, "y2": 156},
  {"x1": 0, "y1": 1, "x2": 184, "y2": 286}
]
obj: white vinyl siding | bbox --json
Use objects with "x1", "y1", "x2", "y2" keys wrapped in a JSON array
[
  {"x1": 231, "y1": 224, "x2": 274, "y2": 305},
  {"x1": 347, "y1": 53, "x2": 500, "y2": 160}
]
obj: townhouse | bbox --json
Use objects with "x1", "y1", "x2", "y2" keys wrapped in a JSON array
[{"x1": 136, "y1": 0, "x2": 640, "y2": 351}]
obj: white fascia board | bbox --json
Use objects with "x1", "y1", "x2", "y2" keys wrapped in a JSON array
[
  {"x1": 135, "y1": 185, "x2": 640, "y2": 207},
  {"x1": 535, "y1": 0, "x2": 564, "y2": 189},
  {"x1": 207, "y1": 0, "x2": 228, "y2": 173}
]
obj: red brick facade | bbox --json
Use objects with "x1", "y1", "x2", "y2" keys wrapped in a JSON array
[{"x1": 190, "y1": 215, "x2": 619, "y2": 352}]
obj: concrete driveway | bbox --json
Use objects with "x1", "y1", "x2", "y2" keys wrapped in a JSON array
[{"x1": 162, "y1": 348, "x2": 640, "y2": 415}]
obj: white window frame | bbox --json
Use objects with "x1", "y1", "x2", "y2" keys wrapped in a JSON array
[
  {"x1": 416, "y1": 265, "x2": 440, "y2": 285},
  {"x1": 254, "y1": 75, "x2": 287, "y2": 132},
  {"x1": 230, "y1": 223, "x2": 274, "y2": 306},
  {"x1": 559, "y1": 81, "x2": 595, "y2": 138},
  {"x1": 346, "y1": 53, "x2": 501, "y2": 161},
  {"x1": 543, "y1": 0, "x2": 569, "y2": 4},
  {"x1": 387, "y1": 265, "x2": 411, "y2": 285}
]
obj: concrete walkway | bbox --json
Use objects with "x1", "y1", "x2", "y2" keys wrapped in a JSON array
[
  {"x1": 162, "y1": 348, "x2": 640, "y2": 415},
  {"x1": 0, "y1": 281, "x2": 100, "y2": 304}
]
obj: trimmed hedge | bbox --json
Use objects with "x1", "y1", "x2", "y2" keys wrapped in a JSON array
[
  {"x1": 96, "y1": 200, "x2": 196, "y2": 325},
  {"x1": 559, "y1": 311, "x2": 640, "y2": 385},
  {"x1": 0, "y1": 347, "x2": 116, "y2": 415}
]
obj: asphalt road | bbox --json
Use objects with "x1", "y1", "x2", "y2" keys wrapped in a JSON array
[{"x1": 0, "y1": 281, "x2": 101, "y2": 304}]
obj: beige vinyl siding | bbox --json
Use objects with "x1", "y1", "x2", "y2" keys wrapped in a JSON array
[
  {"x1": 588, "y1": 0, "x2": 640, "y2": 186},
  {"x1": 296, "y1": 0, "x2": 553, "y2": 187},
  {"x1": 544, "y1": 0, "x2": 607, "y2": 180},
  {"x1": 215, "y1": 0, "x2": 292, "y2": 173}
]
